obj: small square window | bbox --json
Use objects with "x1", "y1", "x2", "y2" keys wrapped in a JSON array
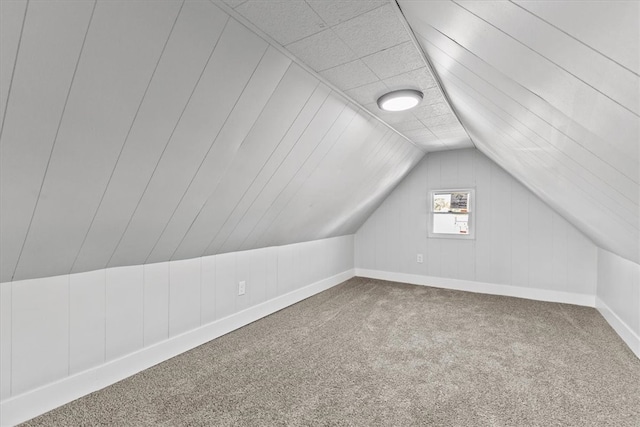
[{"x1": 428, "y1": 189, "x2": 475, "y2": 239}]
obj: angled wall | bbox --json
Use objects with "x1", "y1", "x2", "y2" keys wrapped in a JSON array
[
  {"x1": 0, "y1": 0, "x2": 423, "y2": 283},
  {"x1": 355, "y1": 149, "x2": 598, "y2": 304},
  {"x1": 399, "y1": 0, "x2": 639, "y2": 265}
]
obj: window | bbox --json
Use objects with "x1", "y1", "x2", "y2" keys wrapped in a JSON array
[{"x1": 428, "y1": 189, "x2": 475, "y2": 239}]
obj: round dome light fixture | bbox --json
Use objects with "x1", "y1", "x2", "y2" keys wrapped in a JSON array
[{"x1": 377, "y1": 89, "x2": 423, "y2": 112}]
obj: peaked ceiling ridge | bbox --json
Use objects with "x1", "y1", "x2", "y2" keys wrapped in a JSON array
[
  {"x1": 212, "y1": 0, "x2": 423, "y2": 153},
  {"x1": 390, "y1": 0, "x2": 475, "y2": 150}
]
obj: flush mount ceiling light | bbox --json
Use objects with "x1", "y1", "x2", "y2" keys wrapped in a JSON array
[{"x1": 377, "y1": 89, "x2": 423, "y2": 112}]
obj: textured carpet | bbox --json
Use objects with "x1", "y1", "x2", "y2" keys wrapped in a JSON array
[{"x1": 23, "y1": 277, "x2": 640, "y2": 426}]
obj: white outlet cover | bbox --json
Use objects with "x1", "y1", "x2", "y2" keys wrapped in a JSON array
[
  {"x1": 417, "y1": 254, "x2": 424, "y2": 263},
  {"x1": 238, "y1": 281, "x2": 246, "y2": 295}
]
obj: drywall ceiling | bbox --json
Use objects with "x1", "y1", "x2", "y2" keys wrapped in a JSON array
[
  {"x1": 221, "y1": 0, "x2": 473, "y2": 151},
  {"x1": 397, "y1": 0, "x2": 639, "y2": 265},
  {"x1": 0, "y1": 0, "x2": 424, "y2": 282}
]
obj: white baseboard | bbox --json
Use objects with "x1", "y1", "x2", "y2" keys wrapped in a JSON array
[
  {"x1": 0, "y1": 269, "x2": 355, "y2": 427},
  {"x1": 355, "y1": 268, "x2": 596, "y2": 307},
  {"x1": 596, "y1": 297, "x2": 640, "y2": 360}
]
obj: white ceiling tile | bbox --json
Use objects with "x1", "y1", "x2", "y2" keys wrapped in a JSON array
[
  {"x1": 332, "y1": 4, "x2": 409, "y2": 57},
  {"x1": 361, "y1": 41, "x2": 425, "y2": 79},
  {"x1": 319, "y1": 59, "x2": 378, "y2": 90},
  {"x1": 306, "y1": 0, "x2": 386, "y2": 26},
  {"x1": 421, "y1": 113, "x2": 459, "y2": 128},
  {"x1": 286, "y1": 29, "x2": 356, "y2": 71},
  {"x1": 422, "y1": 87, "x2": 445, "y2": 105},
  {"x1": 382, "y1": 67, "x2": 436, "y2": 92},
  {"x1": 393, "y1": 119, "x2": 425, "y2": 132},
  {"x1": 403, "y1": 128, "x2": 436, "y2": 141},
  {"x1": 413, "y1": 102, "x2": 451, "y2": 121},
  {"x1": 235, "y1": 1, "x2": 326, "y2": 45},
  {"x1": 346, "y1": 81, "x2": 388, "y2": 105},
  {"x1": 374, "y1": 109, "x2": 418, "y2": 125}
]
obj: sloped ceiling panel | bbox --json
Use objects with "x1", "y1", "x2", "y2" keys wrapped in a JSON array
[
  {"x1": 0, "y1": 0, "x2": 424, "y2": 282},
  {"x1": 399, "y1": 0, "x2": 640, "y2": 264}
]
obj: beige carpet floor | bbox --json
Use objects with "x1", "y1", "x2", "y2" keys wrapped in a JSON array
[{"x1": 23, "y1": 277, "x2": 640, "y2": 426}]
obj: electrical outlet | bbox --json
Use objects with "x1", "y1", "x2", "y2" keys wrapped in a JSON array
[
  {"x1": 238, "y1": 281, "x2": 246, "y2": 296},
  {"x1": 417, "y1": 253, "x2": 424, "y2": 263}
]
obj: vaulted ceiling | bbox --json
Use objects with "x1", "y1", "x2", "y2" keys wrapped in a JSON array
[
  {"x1": 398, "y1": 0, "x2": 639, "y2": 265},
  {"x1": 0, "y1": 0, "x2": 638, "y2": 282}
]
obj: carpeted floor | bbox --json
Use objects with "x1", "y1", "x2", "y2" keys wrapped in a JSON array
[{"x1": 23, "y1": 277, "x2": 640, "y2": 426}]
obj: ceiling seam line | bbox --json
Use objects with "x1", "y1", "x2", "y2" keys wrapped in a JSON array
[
  {"x1": 507, "y1": 0, "x2": 639, "y2": 78},
  {"x1": 237, "y1": 102, "x2": 351, "y2": 251},
  {"x1": 215, "y1": 90, "x2": 334, "y2": 254},
  {"x1": 390, "y1": 0, "x2": 475, "y2": 150},
  {"x1": 9, "y1": 0, "x2": 97, "y2": 281},
  {"x1": 451, "y1": 0, "x2": 639, "y2": 118},
  {"x1": 143, "y1": 44, "x2": 275, "y2": 263},
  {"x1": 438, "y1": 67, "x2": 638, "y2": 210},
  {"x1": 70, "y1": 0, "x2": 186, "y2": 274},
  {"x1": 0, "y1": 0, "x2": 28, "y2": 138},
  {"x1": 244, "y1": 108, "x2": 359, "y2": 249},
  {"x1": 421, "y1": 24, "x2": 637, "y2": 183},
  {"x1": 104, "y1": 14, "x2": 231, "y2": 269},
  {"x1": 440, "y1": 71, "x2": 639, "y2": 227},
  {"x1": 202, "y1": 80, "x2": 325, "y2": 256},
  {"x1": 254, "y1": 114, "x2": 382, "y2": 248},
  {"x1": 164, "y1": 60, "x2": 294, "y2": 262}
]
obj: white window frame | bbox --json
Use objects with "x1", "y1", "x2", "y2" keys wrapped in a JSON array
[{"x1": 428, "y1": 188, "x2": 475, "y2": 240}]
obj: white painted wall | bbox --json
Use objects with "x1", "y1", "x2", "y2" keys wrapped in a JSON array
[
  {"x1": 355, "y1": 148, "x2": 598, "y2": 302},
  {"x1": 597, "y1": 249, "x2": 640, "y2": 358},
  {"x1": 0, "y1": 235, "x2": 354, "y2": 425}
]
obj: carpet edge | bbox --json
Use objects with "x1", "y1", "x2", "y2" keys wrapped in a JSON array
[{"x1": 0, "y1": 269, "x2": 355, "y2": 427}]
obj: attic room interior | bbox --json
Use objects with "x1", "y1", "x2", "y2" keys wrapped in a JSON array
[{"x1": 0, "y1": 0, "x2": 638, "y2": 425}]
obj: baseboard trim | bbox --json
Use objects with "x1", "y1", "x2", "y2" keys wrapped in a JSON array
[
  {"x1": 0, "y1": 269, "x2": 355, "y2": 427},
  {"x1": 596, "y1": 297, "x2": 640, "y2": 359},
  {"x1": 355, "y1": 268, "x2": 595, "y2": 307}
]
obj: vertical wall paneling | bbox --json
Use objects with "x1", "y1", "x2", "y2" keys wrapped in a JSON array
[
  {"x1": 1, "y1": 236, "x2": 355, "y2": 423},
  {"x1": 235, "y1": 250, "x2": 251, "y2": 312},
  {"x1": 277, "y1": 244, "x2": 295, "y2": 295},
  {"x1": 69, "y1": 270, "x2": 105, "y2": 374},
  {"x1": 355, "y1": 149, "x2": 598, "y2": 298},
  {"x1": 597, "y1": 249, "x2": 640, "y2": 356},
  {"x1": 510, "y1": 182, "x2": 530, "y2": 288},
  {"x1": 567, "y1": 227, "x2": 597, "y2": 295},
  {"x1": 105, "y1": 266, "x2": 143, "y2": 361},
  {"x1": 528, "y1": 196, "x2": 554, "y2": 290},
  {"x1": 11, "y1": 276, "x2": 69, "y2": 396},
  {"x1": 0, "y1": 282, "x2": 12, "y2": 400},
  {"x1": 168, "y1": 258, "x2": 201, "y2": 337},
  {"x1": 474, "y1": 151, "x2": 492, "y2": 282},
  {"x1": 0, "y1": 0, "x2": 94, "y2": 282},
  {"x1": 143, "y1": 262, "x2": 169, "y2": 346},
  {"x1": 200, "y1": 255, "x2": 216, "y2": 325},
  {"x1": 214, "y1": 253, "x2": 236, "y2": 320},
  {"x1": 489, "y1": 165, "x2": 511, "y2": 285},
  {"x1": 265, "y1": 247, "x2": 279, "y2": 301}
]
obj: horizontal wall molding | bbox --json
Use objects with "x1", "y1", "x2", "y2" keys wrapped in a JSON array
[
  {"x1": 596, "y1": 297, "x2": 640, "y2": 360},
  {"x1": 0, "y1": 269, "x2": 355, "y2": 427},
  {"x1": 355, "y1": 268, "x2": 596, "y2": 307}
]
